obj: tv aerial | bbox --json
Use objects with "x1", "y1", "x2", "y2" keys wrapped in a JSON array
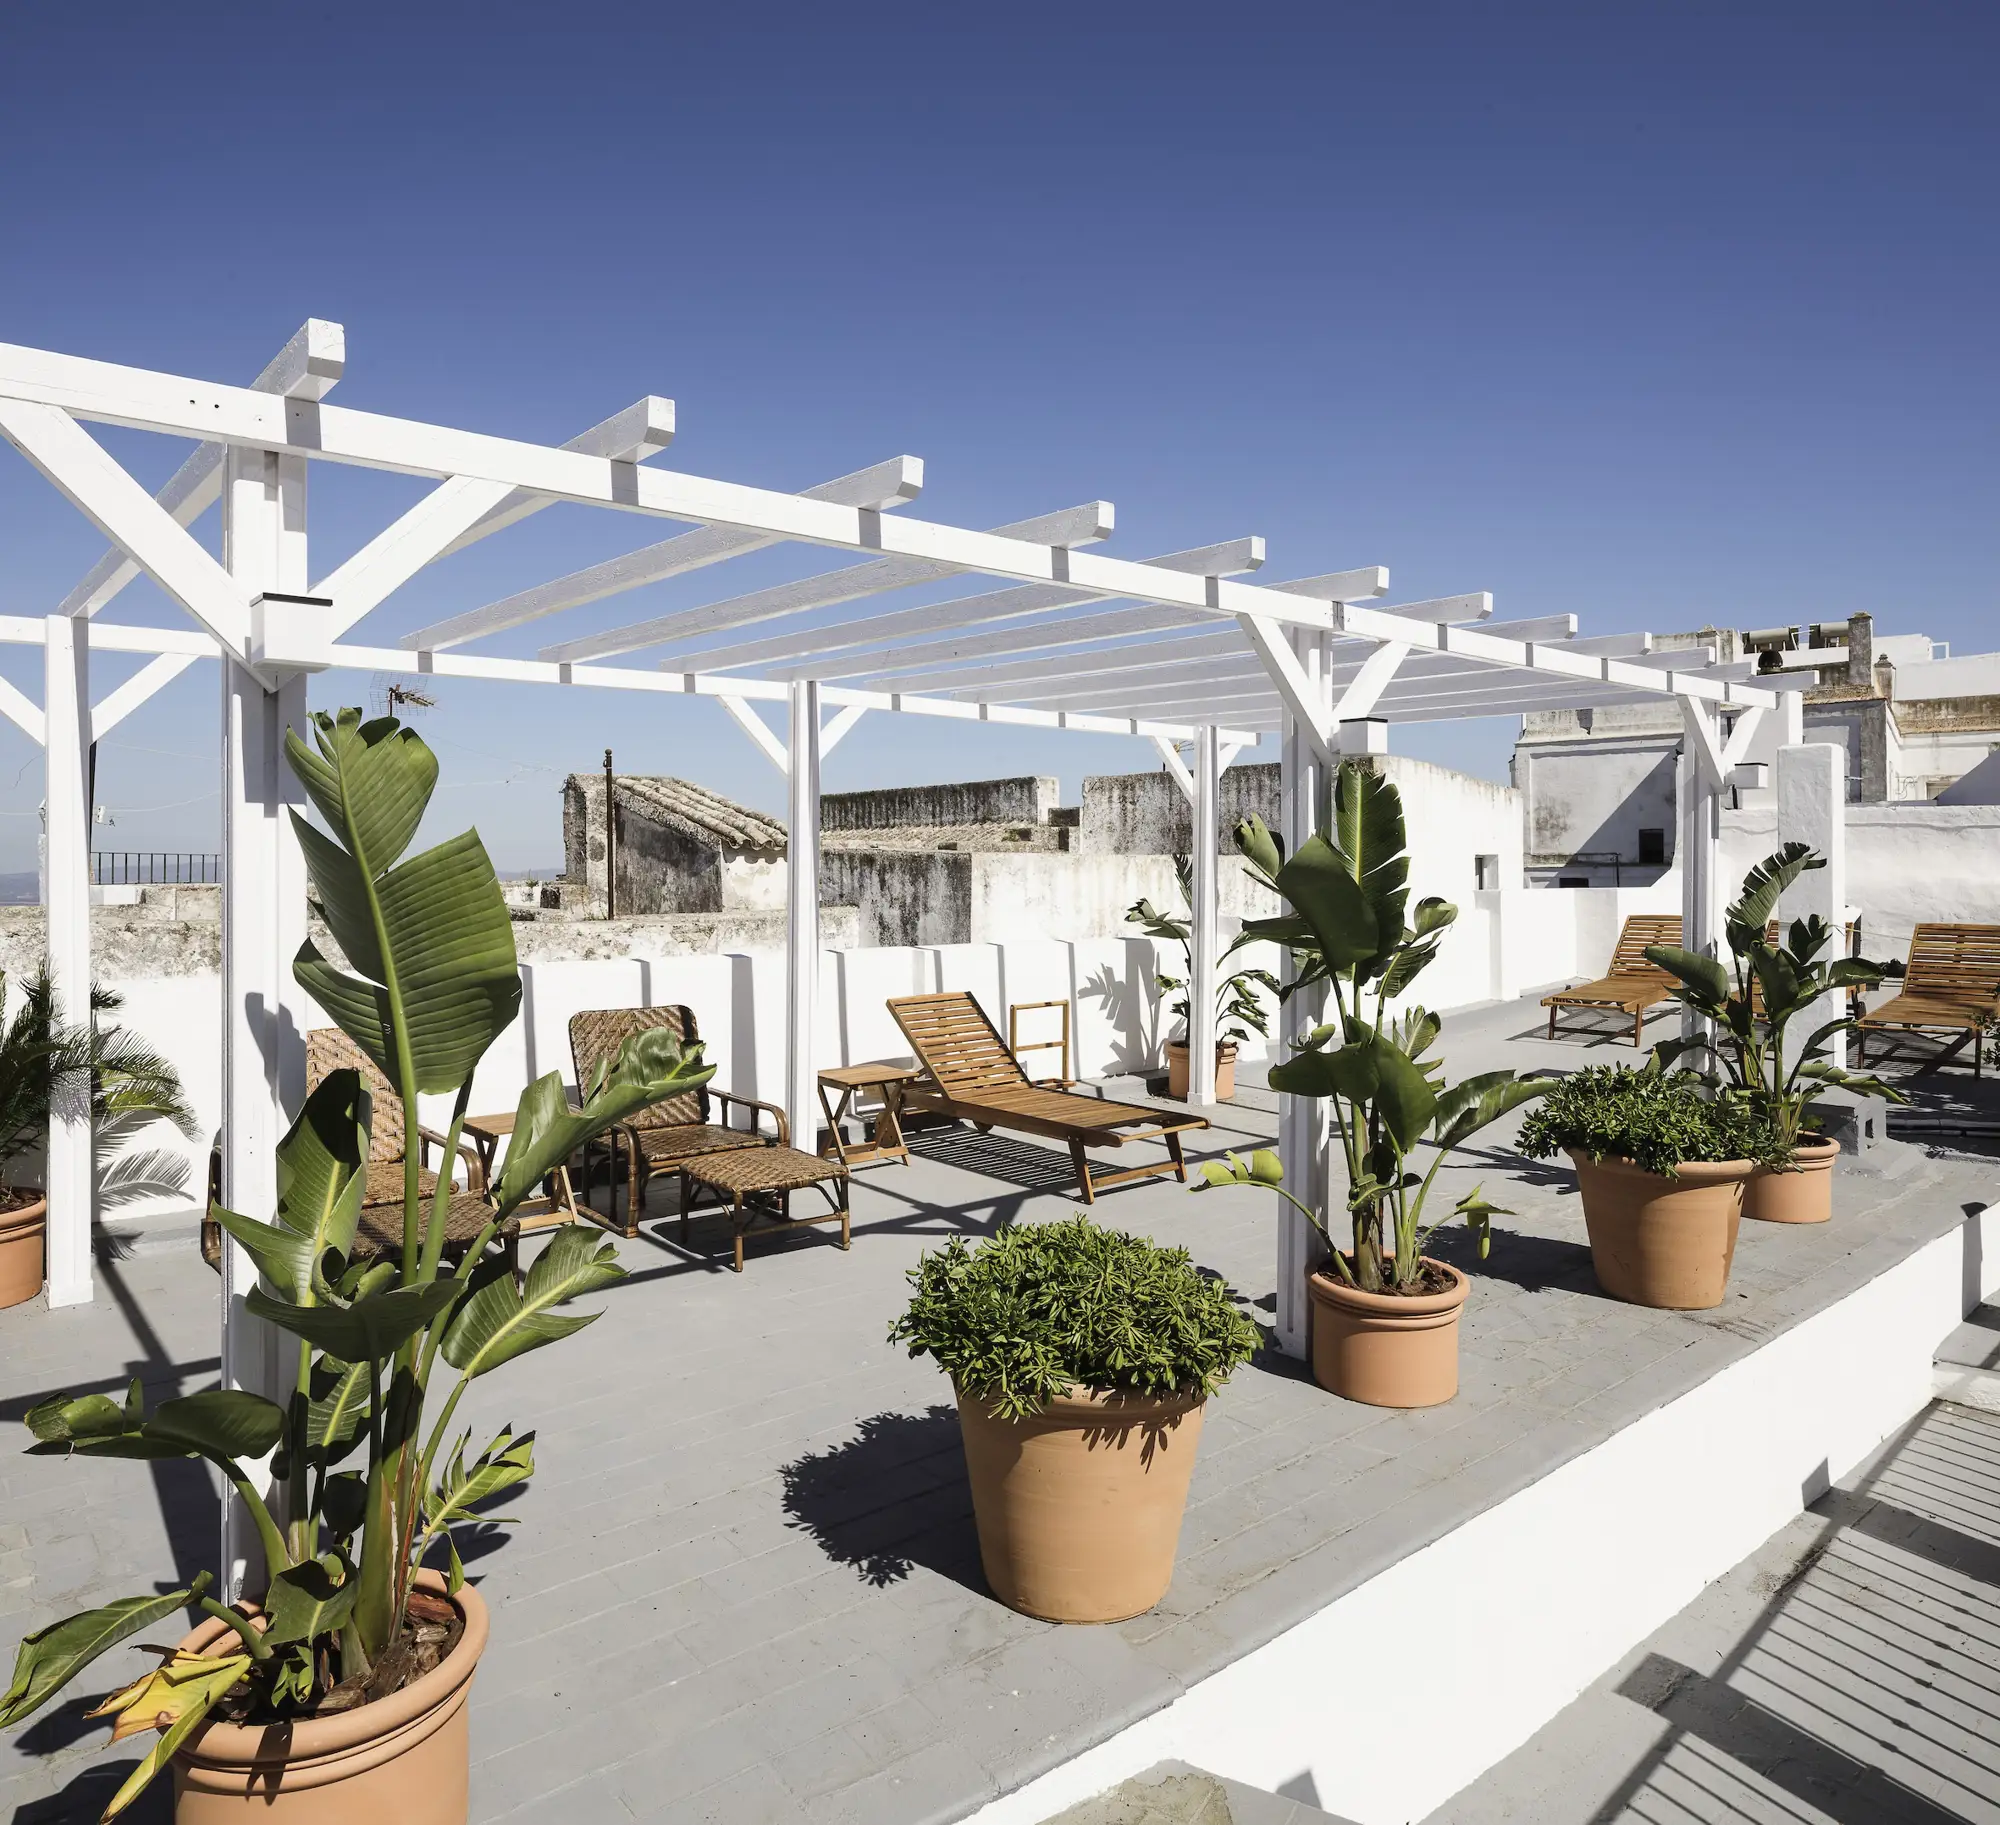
[{"x1": 369, "y1": 674, "x2": 440, "y2": 720}]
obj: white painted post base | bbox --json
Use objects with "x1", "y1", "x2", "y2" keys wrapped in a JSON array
[{"x1": 1775, "y1": 743, "x2": 1848, "y2": 1071}]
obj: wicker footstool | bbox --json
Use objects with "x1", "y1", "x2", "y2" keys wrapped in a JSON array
[{"x1": 678, "y1": 1144, "x2": 851, "y2": 1273}]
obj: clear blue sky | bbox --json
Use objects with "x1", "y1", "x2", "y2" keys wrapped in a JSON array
[{"x1": 0, "y1": 3, "x2": 1991, "y2": 876}]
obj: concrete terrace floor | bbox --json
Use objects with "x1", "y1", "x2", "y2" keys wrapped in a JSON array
[{"x1": 1, "y1": 993, "x2": 1996, "y2": 1825}]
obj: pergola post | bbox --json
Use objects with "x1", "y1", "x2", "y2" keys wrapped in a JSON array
[
  {"x1": 1776, "y1": 743, "x2": 1848, "y2": 1070},
  {"x1": 42, "y1": 614, "x2": 92, "y2": 1308},
  {"x1": 785, "y1": 677, "x2": 821, "y2": 1151},
  {"x1": 217, "y1": 448, "x2": 310, "y2": 1600},
  {"x1": 1188, "y1": 725, "x2": 1220, "y2": 1105},
  {"x1": 1275, "y1": 630, "x2": 1333, "y2": 1357},
  {"x1": 1677, "y1": 699, "x2": 1731, "y2": 1041}
]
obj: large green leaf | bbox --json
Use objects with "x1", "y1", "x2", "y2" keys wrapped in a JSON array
[
  {"x1": 1333, "y1": 763, "x2": 1409, "y2": 984},
  {"x1": 306, "y1": 1355, "x2": 370, "y2": 1462},
  {"x1": 276, "y1": 1069, "x2": 370, "y2": 1263},
  {"x1": 294, "y1": 827, "x2": 521, "y2": 1096},
  {"x1": 262, "y1": 1556, "x2": 358, "y2": 1646},
  {"x1": 427, "y1": 1426, "x2": 535, "y2": 1531},
  {"x1": 208, "y1": 1201, "x2": 319, "y2": 1304},
  {"x1": 25, "y1": 1386, "x2": 283, "y2": 1464},
  {"x1": 1272, "y1": 835, "x2": 1379, "y2": 974},
  {"x1": 1233, "y1": 813, "x2": 1284, "y2": 881},
  {"x1": 0, "y1": 1577, "x2": 208, "y2": 1727},
  {"x1": 1729, "y1": 842, "x2": 1823, "y2": 938},
  {"x1": 1645, "y1": 944, "x2": 1730, "y2": 1007},
  {"x1": 1430, "y1": 1070, "x2": 1555, "y2": 1150},
  {"x1": 293, "y1": 815, "x2": 387, "y2": 982},
  {"x1": 247, "y1": 1278, "x2": 465, "y2": 1363},
  {"x1": 284, "y1": 710, "x2": 437, "y2": 878},
  {"x1": 441, "y1": 1224, "x2": 624, "y2": 1378},
  {"x1": 1268, "y1": 1039, "x2": 1379, "y2": 1102},
  {"x1": 490, "y1": 1030, "x2": 716, "y2": 1218},
  {"x1": 1368, "y1": 1033, "x2": 1437, "y2": 1150}
]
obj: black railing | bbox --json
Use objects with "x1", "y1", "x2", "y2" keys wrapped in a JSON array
[{"x1": 90, "y1": 851, "x2": 221, "y2": 886}]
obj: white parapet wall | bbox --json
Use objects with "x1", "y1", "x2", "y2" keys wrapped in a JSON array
[
  {"x1": 79, "y1": 882, "x2": 1650, "y2": 1233},
  {"x1": 968, "y1": 1201, "x2": 2000, "y2": 1825},
  {"x1": 1723, "y1": 800, "x2": 2000, "y2": 963}
]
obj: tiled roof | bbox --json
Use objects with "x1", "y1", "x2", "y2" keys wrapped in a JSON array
[{"x1": 608, "y1": 776, "x2": 787, "y2": 851}]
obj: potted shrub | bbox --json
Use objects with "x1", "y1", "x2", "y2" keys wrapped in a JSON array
[
  {"x1": 0, "y1": 709, "x2": 713, "y2": 1822},
  {"x1": 888, "y1": 1215, "x2": 1257, "y2": 1623},
  {"x1": 1126, "y1": 855, "x2": 1279, "y2": 1101},
  {"x1": 1193, "y1": 765, "x2": 1551, "y2": 1407},
  {"x1": 1643, "y1": 843, "x2": 1905, "y2": 1225},
  {"x1": 1517, "y1": 1062, "x2": 1781, "y2": 1307},
  {"x1": 0, "y1": 971, "x2": 194, "y2": 1309}
]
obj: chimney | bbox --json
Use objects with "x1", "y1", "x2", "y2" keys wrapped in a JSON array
[{"x1": 1845, "y1": 613, "x2": 1875, "y2": 693}]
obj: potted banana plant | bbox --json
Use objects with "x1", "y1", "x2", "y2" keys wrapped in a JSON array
[
  {"x1": 1125, "y1": 856, "x2": 1279, "y2": 1101},
  {"x1": 1642, "y1": 843, "x2": 1905, "y2": 1224},
  {"x1": 0, "y1": 709, "x2": 714, "y2": 1822},
  {"x1": 1194, "y1": 765, "x2": 1552, "y2": 1407}
]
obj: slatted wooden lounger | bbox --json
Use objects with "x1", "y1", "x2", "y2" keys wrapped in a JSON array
[
  {"x1": 1540, "y1": 914, "x2": 1684, "y2": 1047},
  {"x1": 1855, "y1": 923, "x2": 2000, "y2": 1077},
  {"x1": 887, "y1": 991, "x2": 1208, "y2": 1203}
]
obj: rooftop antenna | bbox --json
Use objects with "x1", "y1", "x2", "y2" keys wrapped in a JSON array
[{"x1": 369, "y1": 674, "x2": 439, "y2": 721}]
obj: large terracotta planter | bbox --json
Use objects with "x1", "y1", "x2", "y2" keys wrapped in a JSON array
[
  {"x1": 956, "y1": 1383, "x2": 1205, "y2": 1623},
  {"x1": 1571, "y1": 1152, "x2": 1752, "y2": 1309},
  {"x1": 1745, "y1": 1136, "x2": 1839, "y2": 1225},
  {"x1": 0, "y1": 1193, "x2": 45, "y2": 1310},
  {"x1": 1307, "y1": 1259, "x2": 1468, "y2": 1408},
  {"x1": 172, "y1": 1571, "x2": 488, "y2": 1823},
  {"x1": 1167, "y1": 1041, "x2": 1237, "y2": 1102}
]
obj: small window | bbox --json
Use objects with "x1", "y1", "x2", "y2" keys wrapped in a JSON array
[
  {"x1": 1637, "y1": 828, "x2": 1666, "y2": 866},
  {"x1": 1474, "y1": 854, "x2": 1500, "y2": 891},
  {"x1": 1558, "y1": 876, "x2": 1589, "y2": 889}
]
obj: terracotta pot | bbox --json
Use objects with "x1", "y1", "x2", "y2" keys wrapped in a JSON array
[
  {"x1": 1166, "y1": 1041, "x2": 1237, "y2": 1101},
  {"x1": 1571, "y1": 1152, "x2": 1752, "y2": 1310},
  {"x1": 1745, "y1": 1136, "x2": 1839, "y2": 1225},
  {"x1": 1306, "y1": 1259, "x2": 1469, "y2": 1407},
  {"x1": 172, "y1": 1570, "x2": 488, "y2": 1823},
  {"x1": 956, "y1": 1383, "x2": 1205, "y2": 1623},
  {"x1": 0, "y1": 1194, "x2": 45, "y2": 1310}
]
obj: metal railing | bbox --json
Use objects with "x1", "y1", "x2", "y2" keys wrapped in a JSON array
[{"x1": 90, "y1": 851, "x2": 221, "y2": 886}]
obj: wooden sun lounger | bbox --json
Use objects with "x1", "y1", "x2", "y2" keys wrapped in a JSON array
[
  {"x1": 887, "y1": 991, "x2": 1207, "y2": 1203},
  {"x1": 1540, "y1": 914, "x2": 1684, "y2": 1047},
  {"x1": 1855, "y1": 924, "x2": 2000, "y2": 1077}
]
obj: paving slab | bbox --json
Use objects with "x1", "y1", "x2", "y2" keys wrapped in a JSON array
[{"x1": 0, "y1": 993, "x2": 1994, "y2": 1824}]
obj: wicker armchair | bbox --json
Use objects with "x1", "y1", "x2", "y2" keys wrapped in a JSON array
[
  {"x1": 202, "y1": 1027, "x2": 518, "y2": 1273},
  {"x1": 568, "y1": 1005, "x2": 785, "y2": 1236}
]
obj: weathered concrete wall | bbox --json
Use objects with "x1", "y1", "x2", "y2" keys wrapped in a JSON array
[
  {"x1": 820, "y1": 850, "x2": 972, "y2": 948},
  {"x1": 1079, "y1": 764, "x2": 1282, "y2": 854},
  {"x1": 821, "y1": 776, "x2": 1057, "y2": 832},
  {"x1": 1722, "y1": 800, "x2": 2000, "y2": 962}
]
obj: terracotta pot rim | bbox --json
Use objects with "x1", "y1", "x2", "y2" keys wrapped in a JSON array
[
  {"x1": 1567, "y1": 1151, "x2": 1758, "y2": 1186},
  {"x1": 1307, "y1": 1257, "x2": 1469, "y2": 1318},
  {"x1": 0, "y1": 1191, "x2": 46, "y2": 1221},
  {"x1": 1758, "y1": 1136, "x2": 1841, "y2": 1172},
  {"x1": 0, "y1": 1197, "x2": 46, "y2": 1236},
  {"x1": 177, "y1": 1569, "x2": 488, "y2": 1764},
  {"x1": 954, "y1": 1381, "x2": 1207, "y2": 1424},
  {"x1": 1165, "y1": 1040, "x2": 1240, "y2": 1059}
]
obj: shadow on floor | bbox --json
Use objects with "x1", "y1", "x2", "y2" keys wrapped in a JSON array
[
  {"x1": 778, "y1": 1406, "x2": 987, "y2": 1595},
  {"x1": 905, "y1": 1126, "x2": 1081, "y2": 1194},
  {"x1": 1429, "y1": 1223, "x2": 1598, "y2": 1297},
  {"x1": 11, "y1": 1757, "x2": 169, "y2": 1824}
]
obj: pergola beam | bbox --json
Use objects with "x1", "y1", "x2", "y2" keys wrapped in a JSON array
[
  {"x1": 318, "y1": 396, "x2": 676, "y2": 638},
  {"x1": 89, "y1": 653, "x2": 199, "y2": 743},
  {"x1": 543, "y1": 498, "x2": 1112, "y2": 664},
  {"x1": 55, "y1": 320, "x2": 344, "y2": 621},
  {"x1": 406, "y1": 455, "x2": 923, "y2": 653},
  {"x1": 808, "y1": 603, "x2": 1210, "y2": 683}
]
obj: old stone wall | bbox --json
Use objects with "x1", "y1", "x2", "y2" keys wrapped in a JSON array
[
  {"x1": 821, "y1": 776, "x2": 1057, "y2": 832},
  {"x1": 1079, "y1": 763, "x2": 1281, "y2": 854},
  {"x1": 819, "y1": 850, "x2": 972, "y2": 948}
]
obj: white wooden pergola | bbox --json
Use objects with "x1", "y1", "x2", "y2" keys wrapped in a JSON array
[{"x1": 0, "y1": 322, "x2": 1790, "y2": 1574}]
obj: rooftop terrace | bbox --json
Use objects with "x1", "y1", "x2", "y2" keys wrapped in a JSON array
[{"x1": 4, "y1": 995, "x2": 1995, "y2": 1824}]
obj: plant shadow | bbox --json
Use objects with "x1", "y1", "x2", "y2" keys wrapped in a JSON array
[
  {"x1": 11, "y1": 1756, "x2": 170, "y2": 1822},
  {"x1": 778, "y1": 1407, "x2": 986, "y2": 1595},
  {"x1": 1429, "y1": 1222, "x2": 1598, "y2": 1296}
]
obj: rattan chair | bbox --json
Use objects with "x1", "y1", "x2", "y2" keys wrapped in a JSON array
[{"x1": 567, "y1": 1005, "x2": 786, "y2": 1236}]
